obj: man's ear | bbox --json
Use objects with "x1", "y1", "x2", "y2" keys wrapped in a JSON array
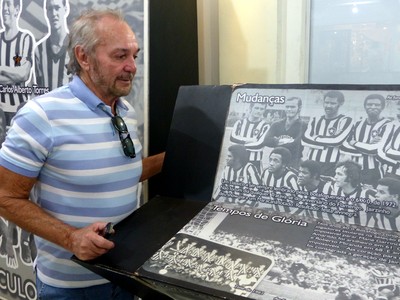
[
  {"x1": 15, "y1": 5, "x2": 21, "y2": 17},
  {"x1": 74, "y1": 45, "x2": 90, "y2": 71}
]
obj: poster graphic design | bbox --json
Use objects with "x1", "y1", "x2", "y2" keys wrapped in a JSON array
[
  {"x1": 141, "y1": 233, "x2": 272, "y2": 298},
  {"x1": 213, "y1": 87, "x2": 400, "y2": 230},
  {"x1": 0, "y1": 1, "x2": 145, "y2": 299},
  {"x1": 137, "y1": 86, "x2": 400, "y2": 300}
]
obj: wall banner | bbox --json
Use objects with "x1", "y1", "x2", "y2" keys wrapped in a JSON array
[{"x1": 0, "y1": 0, "x2": 145, "y2": 299}]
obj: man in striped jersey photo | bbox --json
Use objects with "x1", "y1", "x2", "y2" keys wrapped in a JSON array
[
  {"x1": 34, "y1": 0, "x2": 71, "y2": 92},
  {"x1": 213, "y1": 144, "x2": 261, "y2": 206},
  {"x1": 366, "y1": 177, "x2": 400, "y2": 231},
  {"x1": 341, "y1": 93, "x2": 390, "y2": 188},
  {"x1": 0, "y1": 0, "x2": 34, "y2": 126},
  {"x1": 230, "y1": 102, "x2": 269, "y2": 173},
  {"x1": 260, "y1": 146, "x2": 299, "y2": 213},
  {"x1": 302, "y1": 90, "x2": 353, "y2": 177}
]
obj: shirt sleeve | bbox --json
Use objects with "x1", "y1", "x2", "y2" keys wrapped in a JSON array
[{"x1": 0, "y1": 99, "x2": 51, "y2": 177}]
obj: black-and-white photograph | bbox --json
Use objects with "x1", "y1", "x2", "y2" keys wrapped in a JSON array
[
  {"x1": 156, "y1": 201, "x2": 400, "y2": 300},
  {"x1": 213, "y1": 87, "x2": 400, "y2": 231},
  {"x1": 141, "y1": 232, "x2": 273, "y2": 298}
]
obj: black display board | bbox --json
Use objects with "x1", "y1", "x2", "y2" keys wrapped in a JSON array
[{"x1": 160, "y1": 85, "x2": 232, "y2": 201}]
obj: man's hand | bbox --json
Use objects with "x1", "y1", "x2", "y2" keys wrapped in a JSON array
[
  {"x1": 348, "y1": 139, "x2": 357, "y2": 147},
  {"x1": 278, "y1": 135, "x2": 294, "y2": 145},
  {"x1": 68, "y1": 222, "x2": 115, "y2": 261},
  {"x1": 371, "y1": 136, "x2": 382, "y2": 144}
]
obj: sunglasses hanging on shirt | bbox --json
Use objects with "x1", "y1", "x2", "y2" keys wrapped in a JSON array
[{"x1": 111, "y1": 114, "x2": 136, "y2": 158}]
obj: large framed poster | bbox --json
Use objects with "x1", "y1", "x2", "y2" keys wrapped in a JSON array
[
  {"x1": 135, "y1": 84, "x2": 400, "y2": 300},
  {"x1": 0, "y1": 1, "x2": 147, "y2": 299}
]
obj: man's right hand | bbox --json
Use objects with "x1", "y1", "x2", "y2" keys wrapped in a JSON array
[{"x1": 68, "y1": 222, "x2": 115, "y2": 261}]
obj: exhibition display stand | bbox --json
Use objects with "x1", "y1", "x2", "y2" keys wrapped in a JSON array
[{"x1": 76, "y1": 84, "x2": 400, "y2": 300}]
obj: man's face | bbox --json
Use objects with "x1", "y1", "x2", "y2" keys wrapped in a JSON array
[
  {"x1": 297, "y1": 167, "x2": 313, "y2": 186},
  {"x1": 249, "y1": 104, "x2": 265, "y2": 120},
  {"x1": 341, "y1": 289, "x2": 351, "y2": 299},
  {"x1": 296, "y1": 270, "x2": 306, "y2": 281},
  {"x1": 323, "y1": 96, "x2": 341, "y2": 118},
  {"x1": 268, "y1": 153, "x2": 284, "y2": 173},
  {"x1": 226, "y1": 151, "x2": 235, "y2": 167},
  {"x1": 2, "y1": 0, "x2": 18, "y2": 28},
  {"x1": 334, "y1": 166, "x2": 347, "y2": 188},
  {"x1": 365, "y1": 98, "x2": 383, "y2": 118},
  {"x1": 285, "y1": 99, "x2": 300, "y2": 119},
  {"x1": 375, "y1": 184, "x2": 399, "y2": 214},
  {"x1": 85, "y1": 16, "x2": 139, "y2": 103},
  {"x1": 46, "y1": 0, "x2": 67, "y2": 31},
  {"x1": 376, "y1": 184, "x2": 391, "y2": 201}
]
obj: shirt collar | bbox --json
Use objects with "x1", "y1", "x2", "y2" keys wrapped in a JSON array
[{"x1": 68, "y1": 75, "x2": 129, "y2": 113}]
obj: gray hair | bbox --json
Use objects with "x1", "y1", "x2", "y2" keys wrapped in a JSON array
[{"x1": 66, "y1": 9, "x2": 126, "y2": 75}]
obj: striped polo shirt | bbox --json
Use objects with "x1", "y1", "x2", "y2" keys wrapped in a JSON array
[{"x1": 0, "y1": 75, "x2": 142, "y2": 288}]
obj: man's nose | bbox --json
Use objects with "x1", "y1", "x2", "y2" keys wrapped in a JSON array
[{"x1": 124, "y1": 57, "x2": 137, "y2": 74}]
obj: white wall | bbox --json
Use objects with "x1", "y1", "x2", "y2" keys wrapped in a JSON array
[{"x1": 197, "y1": 0, "x2": 220, "y2": 85}]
